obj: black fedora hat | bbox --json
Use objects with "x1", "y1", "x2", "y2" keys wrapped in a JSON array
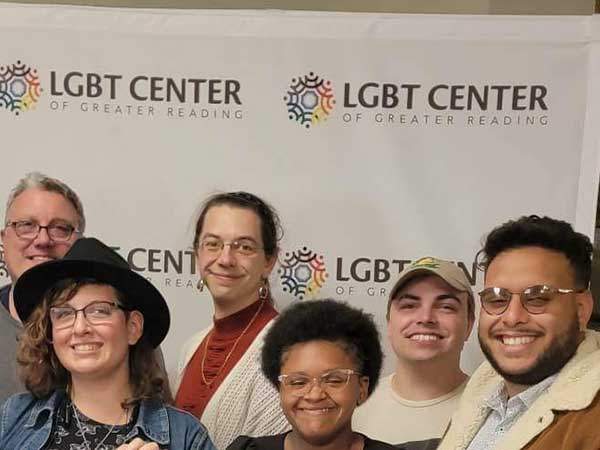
[{"x1": 14, "y1": 237, "x2": 170, "y2": 348}]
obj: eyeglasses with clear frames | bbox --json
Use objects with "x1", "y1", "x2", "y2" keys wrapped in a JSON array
[
  {"x1": 278, "y1": 369, "x2": 361, "y2": 397},
  {"x1": 6, "y1": 220, "x2": 79, "y2": 242},
  {"x1": 49, "y1": 301, "x2": 128, "y2": 330},
  {"x1": 478, "y1": 284, "x2": 586, "y2": 316},
  {"x1": 199, "y1": 237, "x2": 263, "y2": 256}
]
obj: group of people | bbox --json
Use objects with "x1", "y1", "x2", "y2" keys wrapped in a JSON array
[{"x1": 0, "y1": 172, "x2": 599, "y2": 450}]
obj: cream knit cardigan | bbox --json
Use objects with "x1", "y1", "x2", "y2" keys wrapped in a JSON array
[{"x1": 174, "y1": 320, "x2": 290, "y2": 450}]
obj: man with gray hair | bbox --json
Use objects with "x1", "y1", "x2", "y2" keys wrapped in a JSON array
[{"x1": 0, "y1": 172, "x2": 85, "y2": 403}]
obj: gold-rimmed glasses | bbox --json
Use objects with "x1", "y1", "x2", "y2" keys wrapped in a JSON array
[
  {"x1": 479, "y1": 284, "x2": 586, "y2": 315},
  {"x1": 199, "y1": 237, "x2": 263, "y2": 256},
  {"x1": 278, "y1": 369, "x2": 361, "y2": 397}
]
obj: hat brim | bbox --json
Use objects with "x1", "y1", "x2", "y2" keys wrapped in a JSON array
[{"x1": 14, "y1": 259, "x2": 169, "y2": 348}]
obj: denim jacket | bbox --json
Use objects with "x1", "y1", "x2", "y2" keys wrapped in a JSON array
[{"x1": 0, "y1": 390, "x2": 216, "y2": 450}]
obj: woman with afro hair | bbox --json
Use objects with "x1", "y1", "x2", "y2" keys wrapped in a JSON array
[{"x1": 227, "y1": 298, "x2": 402, "y2": 450}]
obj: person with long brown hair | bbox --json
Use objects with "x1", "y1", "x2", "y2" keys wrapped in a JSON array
[
  {"x1": 0, "y1": 237, "x2": 215, "y2": 450},
  {"x1": 174, "y1": 192, "x2": 289, "y2": 449}
]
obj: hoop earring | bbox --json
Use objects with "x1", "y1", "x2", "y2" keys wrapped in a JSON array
[
  {"x1": 197, "y1": 279, "x2": 205, "y2": 292},
  {"x1": 258, "y1": 279, "x2": 269, "y2": 300}
]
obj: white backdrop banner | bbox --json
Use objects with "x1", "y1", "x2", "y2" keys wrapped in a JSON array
[{"x1": 1, "y1": 3, "x2": 600, "y2": 375}]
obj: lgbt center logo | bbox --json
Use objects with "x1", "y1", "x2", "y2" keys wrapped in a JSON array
[
  {"x1": 284, "y1": 72, "x2": 335, "y2": 129},
  {"x1": 278, "y1": 246, "x2": 328, "y2": 299},
  {"x1": 0, "y1": 61, "x2": 42, "y2": 115}
]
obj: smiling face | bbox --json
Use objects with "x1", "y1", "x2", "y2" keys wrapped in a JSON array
[
  {"x1": 195, "y1": 205, "x2": 276, "y2": 316},
  {"x1": 387, "y1": 274, "x2": 472, "y2": 366},
  {"x1": 1, "y1": 188, "x2": 80, "y2": 282},
  {"x1": 51, "y1": 283, "x2": 143, "y2": 383},
  {"x1": 478, "y1": 246, "x2": 593, "y2": 391},
  {"x1": 279, "y1": 340, "x2": 368, "y2": 446}
]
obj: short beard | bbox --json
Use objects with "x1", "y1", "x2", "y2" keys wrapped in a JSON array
[{"x1": 478, "y1": 316, "x2": 582, "y2": 386}]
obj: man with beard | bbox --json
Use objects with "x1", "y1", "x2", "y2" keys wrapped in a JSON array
[{"x1": 438, "y1": 215, "x2": 600, "y2": 450}]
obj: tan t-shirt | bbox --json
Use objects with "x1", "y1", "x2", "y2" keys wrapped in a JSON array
[{"x1": 353, "y1": 373, "x2": 466, "y2": 445}]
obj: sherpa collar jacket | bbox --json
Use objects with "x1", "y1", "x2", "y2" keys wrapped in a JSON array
[{"x1": 438, "y1": 330, "x2": 600, "y2": 450}]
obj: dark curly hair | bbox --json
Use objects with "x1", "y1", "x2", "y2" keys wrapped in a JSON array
[
  {"x1": 261, "y1": 299, "x2": 383, "y2": 396},
  {"x1": 192, "y1": 191, "x2": 282, "y2": 258},
  {"x1": 480, "y1": 215, "x2": 593, "y2": 289}
]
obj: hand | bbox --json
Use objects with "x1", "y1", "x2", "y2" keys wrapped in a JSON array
[{"x1": 116, "y1": 438, "x2": 160, "y2": 449}]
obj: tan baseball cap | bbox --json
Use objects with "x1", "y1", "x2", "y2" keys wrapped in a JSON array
[{"x1": 387, "y1": 256, "x2": 475, "y2": 320}]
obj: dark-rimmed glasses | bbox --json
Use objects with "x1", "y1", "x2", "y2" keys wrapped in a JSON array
[
  {"x1": 199, "y1": 237, "x2": 263, "y2": 256},
  {"x1": 49, "y1": 301, "x2": 127, "y2": 329},
  {"x1": 6, "y1": 220, "x2": 79, "y2": 242},
  {"x1": 278, "y1": 369, "x2": 361, "y2": 396},
  {"x1": 479, "y1": 285, "x2": 586, "y2": 315}
]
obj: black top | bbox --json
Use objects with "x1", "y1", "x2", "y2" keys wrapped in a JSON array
[
  {"x1": 44, "y1": 398, "x2": 137, "y2": 450},
  {"x1": 227, "y1": 433, "x2": 402, "y2": 450},
  {"x1": 400, "y1": 439, "x2": 440, "y2": 450}
]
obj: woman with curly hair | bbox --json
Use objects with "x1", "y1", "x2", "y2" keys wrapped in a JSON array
[
  {"x1": 228, "y1": 299, "x2": 400, "y2": 450},
  {"x1": 0, "y1": 237, "x2": 215, "y2": 450}
]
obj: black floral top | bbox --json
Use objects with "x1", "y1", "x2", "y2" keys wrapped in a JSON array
[{"x1": 45, "y1": 400, "x2": 137, "y2": 450}]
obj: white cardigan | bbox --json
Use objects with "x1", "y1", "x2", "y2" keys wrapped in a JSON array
[{"x1": 174, "y1": 320, "x2": 290, "y2": 450}]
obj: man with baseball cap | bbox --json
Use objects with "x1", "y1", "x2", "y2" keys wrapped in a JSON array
[{"x1": 354, "y1": 257, "x2": 475, "y2": 447}]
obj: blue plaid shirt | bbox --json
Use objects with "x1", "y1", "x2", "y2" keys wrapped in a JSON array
[{"x1": 466, "y1": 374, "x2": 557, "y2": 450}]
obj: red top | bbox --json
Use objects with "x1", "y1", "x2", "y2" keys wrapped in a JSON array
[{"x1": 175, "y1": 299, "x2": 278, "y2": 418}]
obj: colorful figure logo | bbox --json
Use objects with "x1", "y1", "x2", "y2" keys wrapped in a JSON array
[
  {"x1": 279, "y1": 246, "x2": 328, "y2": 299},
  {"x1": 0, "y1": 244, "x2": 7, "y2": 279},
  {"x1": 284, "y1": 72, "x2": 335, "y2": 129},
  {"x1": 0, "y1": 61, "x2": 42, "y2": 115},
  {"x1": 410, "y1": 257, "x2": 441, "y2": 270}
]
